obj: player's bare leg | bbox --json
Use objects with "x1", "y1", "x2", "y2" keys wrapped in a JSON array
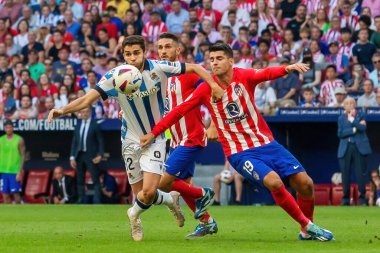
[
  {"x1": 264, "y1": 171, "x2": 334, "y2": 241},
  {"x1": 2, "y1": 193, "x2": 11, "y2": 204},
  {"x1": 234, "y1": 173, "x2": 244, "y2": 204},
  {"x1": 289, "y1": 172, "x2": 316, "y2": 240},
  {"x1": 13, "y1": 193, "x2": 22, "y2": 204}
]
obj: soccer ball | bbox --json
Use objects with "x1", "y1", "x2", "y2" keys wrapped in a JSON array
[
  {"x1": 220, "y1": 170, "x2": 232, "y2": 184},
  {"x1": 112, "y1": 64, "x2": 142, "y2": 94},
  {"x1": 331, "y1": 172, "x2": 342, "y2": 185}
]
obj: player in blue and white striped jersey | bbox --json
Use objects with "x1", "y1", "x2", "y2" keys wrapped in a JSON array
[{"x1": 48, "y1": 35, "x2": 222, "y2": 241}]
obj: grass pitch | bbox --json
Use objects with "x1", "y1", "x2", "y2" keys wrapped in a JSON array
[{"x1": 0, "y1": 205, "x2": 379, "y2": 253}]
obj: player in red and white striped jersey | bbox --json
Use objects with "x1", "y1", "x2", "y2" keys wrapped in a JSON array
[
  {"x1": 141, "y1": 11, "x2": 168, "y2": 42},
  {"x1": 141, "y1": 43, "x2": 335, "y2": 241}
]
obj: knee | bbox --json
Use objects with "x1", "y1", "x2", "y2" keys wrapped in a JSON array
[
  {"x1": 141, "y1": 188, "x2": 157, "y2": 202},
  {"x1": 214, "y1": 174, "x2": 221, "y2": 183},
  {"x1": 234, "y1": 173, "x2": 243, "y2": 182},
  {"x1": 263, "y1": 173, "x2": 283, "y2": 191}
]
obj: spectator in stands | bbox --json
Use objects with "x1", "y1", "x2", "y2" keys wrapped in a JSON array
[
  {"x1": 27, "y1": 50, "x2": 45, "y2": 83},
  {"x1": 256, "y1": 39, "x2": 277, "y2": 62},
  {"x1": 221, "y1": 0, "x2": 250, "y2": 31},
  {"x1": 0, "y1": 0, "x2": 22, "y2": 25},
  {"x1": 11, "y1": 95, "x2": 38, "y2": 119},
  {"x1": 278, "y1": 0, "x2": 301, "y2": 27},
  {"x1": 52, "y1": 165, "x2": 77, "y2": 204},
  {"x1": 124, "y1": 10, "x2": 143, "y2": 36},
  {"x1": 0, "y1": 54, "x2": 12, "y2": 82},
  {"x1": 370, "y1": 53, "x2": 380, "y2": 88},
  {"x1": 96, "y1": 11, "x2": 118, "y2": 40},
  {"x1": 65, "y1": 9, "x2": 81, "y2": 37},
  {"x1": 313, "y1": 8, "x2": 331, "y2": 34},
  {"x1": 0, "y1": 81, "x2": 16, "y2": 118},
  {"x1": 298, "y1": 87, "x2": 320, "y2": 107},
  {"x1": 320, "y1": 65, "x2": 345, "y2": 106},
  {"x1": 54, "y1": 18, "x2": 75, "y2": 44},
  {"x1": 67, "y1": 0, "x2": 84, "y2": 21},
  {"x1": 105, "y1": 6, "x2": 123, "y2": 33},
  {"x1": 38, "y1": 73, "x2": 58, "y2": 99},
  {"x1": 282, "y1": 28, "x2": 301, "y2": 58},
  {"x1": 12, "y1": 5, "x2": 38, "y2": 32},
  {"x1": 13, "y1": 19, "x2": 30, "y2": 49},
  {"x1": 286, "y1": 4, "x2": 307, "y2": 41},
  {"x1": 68, "y1": 40, "x2": 81, "y2": 64},
  {"x1": 92, "y1": 52, "x2": 108, "y2": 76},
  {"x1": 322, "y1": 15, "x2": 341, "y2": 45},
  {"x1": 300, "y1": 47, "x2": 322, "y2": 92},
  {"x1": 81, "y1": 70, "x2": 98, "y2": 93},
  {"x1": 99, "y1": 169, "x2": 119, "y2": 204},
  {"x1": 166, "y1": 0, "x2": 189, "y2": 34},
  {"x1": 371, "y1": 15, "x2": 380, "y2": 48},
  {"x1": 107, "y1": 0, "x2": 130, "y2": 20},
  {"x1": 70, "y1": 105, "x2": 104, "y2": 204},
  {"x1": 357, "y1": 79, "x2": 378, "y2": 107},
  {"x1": 368, "y1": 169, "x2": 380, "y2": 206},
  {"x1": 54, "y1": 85, "x2": 69, "y2": 109},
  {"x1": 95, "y1": 27, "x2": 116, "y2": 55},
  {"x1": 376, "y1": 90, "x2": 380, "y2": 106},
  {"x1": 346, "y1": 63, "x2": 366, "y2": 94},
  {"x1": 142, "y1": 11, "x2": 168, "y2": 43},
  {"x1": 325, "y1": 41, "x2": 350, "y2": 82},
  {"x1": 47, "y1": 30, "x2": 68, "y2": 62},
  {"x1": 213, "y1": 160, "x2": 244, "y2": 205},
  {"x1": 352, "y1": 15, "x2": 375, "y2": 43},
  {"x1": 43, "y1": 58, "x2": 54, "y2": 80},
  {"x1": 340, "y1": 1, "x2": 359, "y2": 31},
  {"x1": 272, "y1": 58, "x2": 298, "y2": 107},
  {"x1": 39, "y1": 96, "x2": 55, "y2": 119},
  {"x1": 21, "y1": 32, "x2": 44, "y2": 64},
  {"x1": 337, "y1": 97, "x2": 372, "y2": 206},
  {"x1": 0, "y1": 119, "x2": 25, "y2": 204},
  {"x1": 339, "y1": 28, "x2": 355, "y2": 60},
  {"x1": 198, "y1": 0, "x2": 222, "y2": 30},
  {"x1": 310, "y1": 25, "x2": 329, "y2": 55},
  {"x1": 254, "y1": 81, "x2": 277, "y2": 115},
  {"x1": 309, "y1": 39, "x2": 324, "y2": 64},
  {"x1": 232, "y1": 48, "x2": 249, "y2": 68},
  {"x1": 352, "y1": 29, "x2": 377, "y2": 72},
  {"x1": 4, "y1": 33, "x2": 20, "y2": 57},
  {"x1": 52, "y1": 47, "x2": 76, "y2": 83},
  {"x1": 329, "y1": 87, "x2": 347, "y2": 108}
]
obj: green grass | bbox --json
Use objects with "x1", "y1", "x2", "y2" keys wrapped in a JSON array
[{"x1": 0, "y1": 205, "x2": 379, "y2": 253}]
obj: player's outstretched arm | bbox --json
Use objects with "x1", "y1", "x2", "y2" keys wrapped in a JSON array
[
  {"x1": 285, "y1": 63, "x2": 310, "y2": 74},
  {"x1": 185, "y1": 63, "x2": 224, "y2": 101},
  {"x1": 47, "y1": 89, "x2": 101, "y2": 122}
]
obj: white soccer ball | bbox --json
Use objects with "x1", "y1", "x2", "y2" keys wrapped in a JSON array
[
  {"x1": 220, "y1": 170, "x2": 232, "y2": 184},
  {"x1": 112, "y1": 64, "x2": 142, "y2": 94},
  {"x1": 331, "y1": 172, "x2": 342, "y2": 185}
]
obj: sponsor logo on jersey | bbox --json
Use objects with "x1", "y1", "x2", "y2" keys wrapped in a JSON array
[
  {"x1": 126, "y1": 86, "x2": 161, "y2": 100},
  {"x1": 252, "y1": 171, "x2": 260, "y2": 181},
  {"x1": 226, "y1": 102, "x2": 240, "y2": 117}
]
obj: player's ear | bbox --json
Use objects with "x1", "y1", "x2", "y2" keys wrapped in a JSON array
[{"x1": 228, "y1": 57, "x2": 233, "y2": 65}]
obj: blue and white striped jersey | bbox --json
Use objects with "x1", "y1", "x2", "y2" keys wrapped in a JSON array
[{"x1": 95, "y1": 59, "x2": 185, "y2": 143}]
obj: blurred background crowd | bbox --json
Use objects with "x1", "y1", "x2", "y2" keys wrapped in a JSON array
[{"x1": 0, "y1": 0, "x2": 380, "y2": 120}]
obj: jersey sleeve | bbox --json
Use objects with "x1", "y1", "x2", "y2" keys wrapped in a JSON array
[
  {"x1": 93, "y1": 69, "x2": 119, "y2": 101},
  {"x1": 156, "y1": 60, "x2": 186, "y2": 77},
  {"x1": 244, "y1": 66, "x2": 288, "y2": 86},
  {"x1": 151, "y1": 83, "x2": 210, "y2": 136}
]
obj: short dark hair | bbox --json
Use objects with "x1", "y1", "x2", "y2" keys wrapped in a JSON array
[
  {"x1": 158, "y1": 33, "x2": 179, "y2": 43},
  {"x1": 228, "y1": 10, "x2": 237, "y2": 16},
  {"x1": 258, "y1": 38, "x2": 270, "y2": 47},
  {"x1": 122, "y1": 35, "x2": 146, "y2": 52},
  {"x1": 20, "y1": 69, "x2": 30, "y2": 76},
  {"x1": 340, "y1": 27, "x2": 352, "y2": 34},
  {"x1": 303, "y1": 87, "x2": 314, "y2": 93},
  {"x1": 326, "y1": 64, "x2": 337, "y2": 72},
  {"x1": 209, "y1": 43, "x2": 233, "y2": 58},
  {"x1": 3, "y1": 119, "x2": 13, "y2": 127},
  {"x1": 359, "y1": 15, "x2": 371, "y2": 27},
  {"x1": 107, "y1": 57, "x2": 118, "y2": 64},
  {"x1": 239, "y1": 26, "x2": 249, "y2": 32}
]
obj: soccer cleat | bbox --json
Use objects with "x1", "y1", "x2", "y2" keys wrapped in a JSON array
[
  {"x1": 194, "y1": 187, "x2": 215, "y2": 219},
  {"x1": 305, "y1": 222, "x2": 334, "y2": 242},
  {"x1": 186, "y1": 220, "x2": 218, "y2": 238},
  {"x1": 127, "y1": 208, "x2": 143, "y2": 241},
  {"x1": 168, "y1": 191, "x2": 185, "y2": 227},
  {"x1": 298, "y1": 231, "x2": 315, "y2": 241}
]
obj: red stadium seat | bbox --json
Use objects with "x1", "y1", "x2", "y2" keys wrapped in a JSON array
[
  {"x1": 24, "y1": 170, "x2": 52, "y2": 204},
  {"x1": 331, "y1": 184, "x2": 356, "y2": 206},
  {"x1": 64, "y1": 169, "x2": 76, "y2": 178},
  {"x1": 314, "y1": 184, "x2": 331, "y2": 205},
  {"x1": 108, "y1": 169, "x2": 130, "y2": 204},
  {"x1": 0, "y1": 193, "x2": 3, "y2": 203}
]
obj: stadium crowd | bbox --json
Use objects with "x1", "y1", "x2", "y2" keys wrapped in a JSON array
[{"x1": 0, "y1": 0, "x2": 379, "y2": 120}]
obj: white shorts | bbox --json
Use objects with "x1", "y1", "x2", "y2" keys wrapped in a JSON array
[{"x1": 122, "y1": 140, "x2": 166, "y2": 184}]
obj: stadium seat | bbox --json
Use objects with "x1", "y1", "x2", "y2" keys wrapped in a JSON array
[
  {"x1": 24, "y1": 170, "x2": 52, "y2": 204},
  {"x1": 314, "y1": 184, "x2": 331, "y2": 205},
  {"x1": 0, "y1": 193, "x2": 3, "y2": 203},
  {"x1": 331, "y1": 184, "x2": 356, "y2": 206},
  {"x1": 64, "y1": 169, "x2": 76, "y2": 178},
  {"x1": 108, "y1": 169, "x2": 128, "y2": 203}
]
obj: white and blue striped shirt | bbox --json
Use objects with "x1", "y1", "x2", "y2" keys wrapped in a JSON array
[{"x1": 95, "y1": 59, "x2": 185, "y2": 143}]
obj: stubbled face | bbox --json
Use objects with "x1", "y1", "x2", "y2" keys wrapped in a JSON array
[
  {"x1": 210, "y1": 51, "x2": 233, "y2": 76},
  {"x1": 123, "y1": 44, "x2": 145, "y2": 71},
  {"x1": 4, "y1": 124, "x2": 13, "y2": 135},
  {"x1": 343, "y1": 98, "x2": 356, "y2": 113},
  {"x1": 158, "y1": 38, "x2": 179, "y2": 62}
]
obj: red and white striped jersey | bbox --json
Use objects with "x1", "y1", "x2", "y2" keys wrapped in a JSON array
[
  {"x1": 320, "y1": 79, "x2": 345, "y2": 106},
  {"x1": 322, "y1": 29, "x2": 342, "y2": 45},
  {"x1": 141, "y1": 21, "x2": 168, "y2": 42},
  {"x1": 339, "y1": 42, "x2": 355, "y2": 58},
  {"x1": 153, "y1": 66, "x2": 288, "y2": 157},
  {"x1": 340, "y1": 14, "x2": 359, "y2": 31},
  {"x1": 166, "y1": 73, "x2": 206, "y2": 148}
]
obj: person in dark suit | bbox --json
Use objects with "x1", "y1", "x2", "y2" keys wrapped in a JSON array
[
  {"x1": 70, "y1": 106, "x2": 104, "y2": 204},
  {"x1": 337, "y1": 97, "x2": 372, "y2": 206},
  {"x1": 52, "y1": 166, "x2": 77, "y2": 204}
]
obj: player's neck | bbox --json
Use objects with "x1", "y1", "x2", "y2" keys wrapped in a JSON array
[{"x1": 216, "y1": 69, "x2": 233, "y2": 88}]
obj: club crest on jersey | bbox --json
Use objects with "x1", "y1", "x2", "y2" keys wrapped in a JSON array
[
  {"x1": 150, "y1": 72, "x2": 158, "y2": 81},
  {"x1": 234, "y1": 85, "x2": 243, "y2": 96},
  {"x1": 252, "y1": 171, "x2": 260, "y2": 181},
  {"x1": 169, "y1": 79, "x2": 177, "y2": 92}
]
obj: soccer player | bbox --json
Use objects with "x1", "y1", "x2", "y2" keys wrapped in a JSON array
[
  {"x1": 48, "y1": 35, "x2": 222, "y2": 241},
  {"x1": 157, "y1": 33, "x2": 217, "y2": 237},
  {"x1": 140, "y1": 43, "x2": 335, "y2": 241}
]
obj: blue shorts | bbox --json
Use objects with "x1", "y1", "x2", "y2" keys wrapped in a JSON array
[
  {"x1": 164, "y1": 145, "x2": 203, "y2": 180},
  {"x1": 228, "y1": 141, "x2": 305, "y2": 187},
  {"x1": 0, "y1": 173, "x2": 22, "y2": 194}
]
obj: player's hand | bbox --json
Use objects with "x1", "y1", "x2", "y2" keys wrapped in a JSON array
[
  {"x1": 16, "y1": 171, "x2": 22, "y2": 182},
  {"x1": 118, "y1": 111, "x2": 123, "y2": 120},
  {"x1": 211, "y1": 85, "x2": 224, "y2": 102},
  {"x1": 92, "y1": 155, "x2": 102, "y2": 164},
  {"x1": 47, "y1": 109, "x2": 64, "y2": 122},
  {"x1": 70, "y1": 159, "x2": 77, "y2": 169},
  {"x1": 206, "y1": 123, "x2": 219, "y2": 141},
  {"x1": 285, "y1": 63, "x2": 310, "y2": 74},
  {"x1": 140, "y1": 133, "x2": 155, "y2": 148}
]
